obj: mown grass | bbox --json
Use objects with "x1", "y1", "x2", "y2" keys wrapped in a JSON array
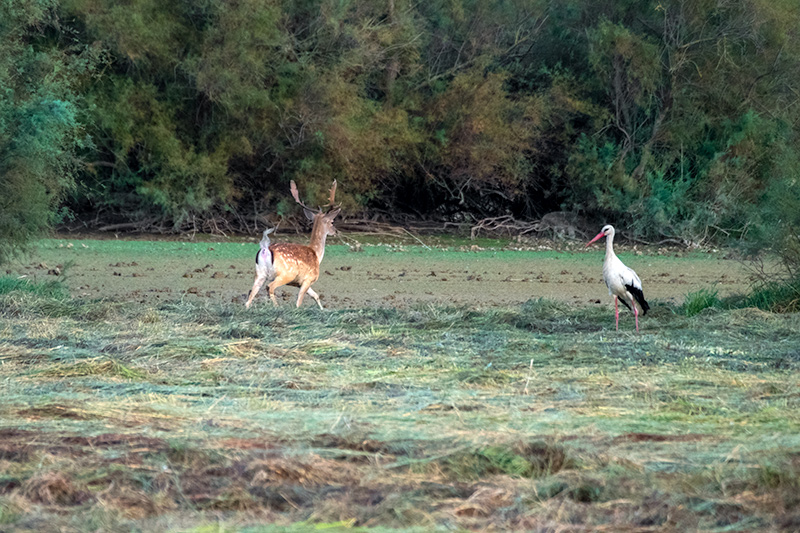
[{"x1": 0, "y1": 277, "x2": 799, "y2": 531}]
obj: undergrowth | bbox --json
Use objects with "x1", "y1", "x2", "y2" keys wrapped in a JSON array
[
  {"x1": 684, "y1": 278, "x2": 800, "y2": 315},
  {"x1": 744, "y1": 278, "x2": 800, "y2": 313},
  {"x1": 0, "y1": 275, "x2": 68, "y2": 299},
  {"x1": 683, "y1": 288, "x2": 722, "y2": 316}
]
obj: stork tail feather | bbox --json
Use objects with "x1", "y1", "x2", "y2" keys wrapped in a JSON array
[{"x1": 626, "y1": 284, "x2": 650, "y2": 316}]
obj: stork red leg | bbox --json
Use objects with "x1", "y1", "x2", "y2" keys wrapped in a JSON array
[
  {"x1": 634, "y1": 301, "x2": 639, "y2": 332},
  {"x1": 614, "y1": 296, "x2": 619, "y2": 331}
]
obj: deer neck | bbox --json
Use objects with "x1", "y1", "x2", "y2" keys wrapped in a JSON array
[{"x1": 309, "y1": 217, "x2": 329, "y2": 264}]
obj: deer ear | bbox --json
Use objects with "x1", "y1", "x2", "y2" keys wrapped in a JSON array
[
  {"x1": 303, "y1": 207, "x2": 317, "y2": 221},
  {"x1": 326, "y1": 208, "x2": 341, "y2": 220}
]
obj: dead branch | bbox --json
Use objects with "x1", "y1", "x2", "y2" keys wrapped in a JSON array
[
  {"x1": 470, "y1": 216, "x2": 538, "y2": 239},
  {"x1": 97, "y1": 218, "x2": 159, "y2": 232}
]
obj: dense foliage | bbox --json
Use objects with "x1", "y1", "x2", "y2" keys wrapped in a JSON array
[
  {"x1": 0, "y1": 0, "x2": 92, "y2": 261},
  {"x1": 2, "y1": 0, "x2": 800, "y2": 247}
]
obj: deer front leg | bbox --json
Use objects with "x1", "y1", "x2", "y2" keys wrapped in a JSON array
[
  {"x1": 296, "y1": 280, "x2": 314, "y2": 308},
  {"x1": 305, "y1": 287, "x2": 324, "y2": 310}
]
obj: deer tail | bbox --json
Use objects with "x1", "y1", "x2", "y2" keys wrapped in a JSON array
[
  {"x1": 259, "y1": 227, "x2": 275, "y2": 250},
  {"x1": 255, "y1": 227, "x2": 276, "y2": 279}
]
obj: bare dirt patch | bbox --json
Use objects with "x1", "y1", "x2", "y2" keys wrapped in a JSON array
[{"x1": 11, "y1": 235, "x2": 751, "y2": 309}]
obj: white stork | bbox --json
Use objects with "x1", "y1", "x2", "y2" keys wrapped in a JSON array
[{"x1": 586, "y1": 225, "x2": 650, "y2": 332}]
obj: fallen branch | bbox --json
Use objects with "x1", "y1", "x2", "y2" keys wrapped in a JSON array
[
  {"x1": 97, "y1": 218, "x2": 159, "y2": 232},
  {"x1": 470, "y1": 215, "x2": 538, "y2": 239}
]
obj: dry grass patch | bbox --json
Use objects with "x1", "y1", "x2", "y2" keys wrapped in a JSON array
[{"x1": 21, "y1": 472, "x2": 92, "y2": 506}]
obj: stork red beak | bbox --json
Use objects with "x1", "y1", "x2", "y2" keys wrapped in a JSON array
[{"x1": 586, "y1": 232, "x2": 605, "y2": 247}]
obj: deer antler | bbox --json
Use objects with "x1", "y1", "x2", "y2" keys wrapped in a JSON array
[
  {"x1": 328, "y1": 180, "x2": 337, "y2": 207},
  {"x1": 290, "y1": 180, "x2": 339, "y2": 212},
  {"x1": 290, "y1": 180, "x2": 308, "y2": 209}
]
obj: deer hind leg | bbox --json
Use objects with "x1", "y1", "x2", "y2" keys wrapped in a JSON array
[
  {"x1": 267, "y1": 274, "x2": 295, "y2": 307},
  {"x1": 245, "y1": 263, "x2": 270, "y2": 309},
  {"x1": 305, "y1": 287, "x2": 324, "y2": 310},
  {"x1": 245, "y1": 274, "x2": 266, "y2": 308}
]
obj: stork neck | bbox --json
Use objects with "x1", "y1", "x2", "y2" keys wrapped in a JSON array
[{"x1": 605, "y1": 232, "x2": 616, "y2": 260}]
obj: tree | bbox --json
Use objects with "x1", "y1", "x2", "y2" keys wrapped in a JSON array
[
  {"x1": 0, "y1": 0, "x2": 90, "y2": 262},
  {"x1": 559, "y1": 0, "x2": 800, "y2": 241},
  {"x1": 26, "y1": 0, "x2": 800, "y2": 242}
]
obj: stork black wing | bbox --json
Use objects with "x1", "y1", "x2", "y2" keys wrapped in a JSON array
[{"x1": 625, "y1": 284, "x2": 650, "y2": 316}]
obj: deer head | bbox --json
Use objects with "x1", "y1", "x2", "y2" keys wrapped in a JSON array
[{"x1": 290, "y1": 180, "x2": 341, "y2": 236}]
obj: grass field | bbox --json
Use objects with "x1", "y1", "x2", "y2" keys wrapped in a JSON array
[{"x1": 1, "y1": 237, "x2": 799, "y2": 532}]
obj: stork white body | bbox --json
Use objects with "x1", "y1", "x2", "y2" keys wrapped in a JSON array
[{"x1": 587, "y1": 225, "x2": 650, "y2": 332}]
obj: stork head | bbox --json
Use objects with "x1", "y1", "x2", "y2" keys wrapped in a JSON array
[{"x1": 586, "y1": 224, "x2": 615, "y2": 247}]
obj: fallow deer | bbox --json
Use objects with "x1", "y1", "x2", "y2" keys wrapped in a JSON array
[{"x1": 244, "y1": 180, "x2": 340, "y2": 310}]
